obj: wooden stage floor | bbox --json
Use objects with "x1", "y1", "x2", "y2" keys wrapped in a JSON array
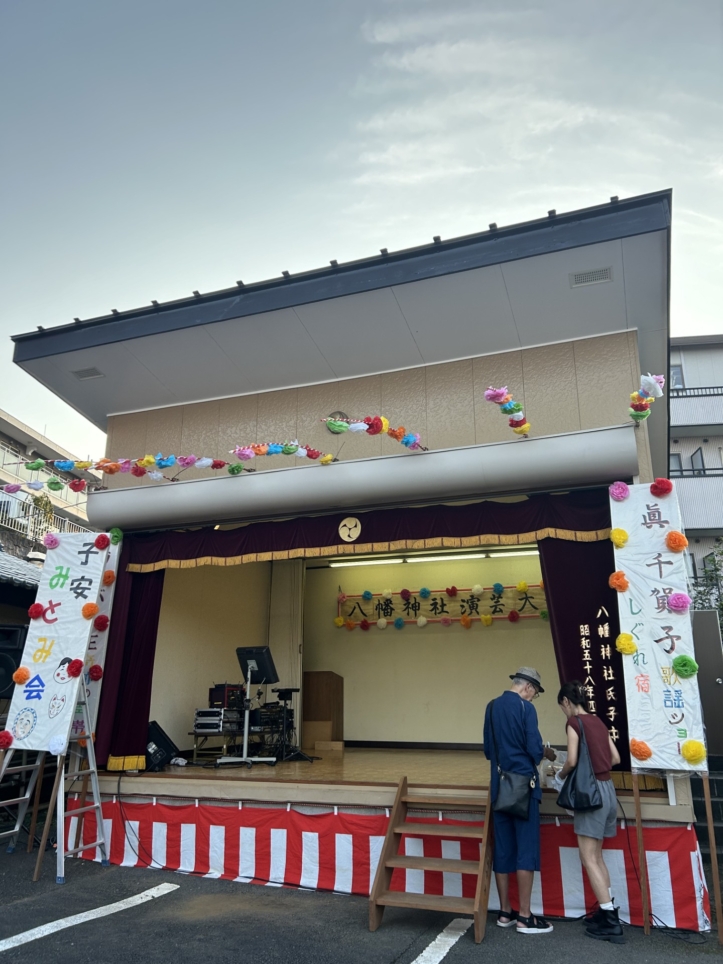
[
  {"x1": 99, "y1": 748, "x2": 490, "y2": 807},
  {"x1": 96, "y1": 747, "x2": 675, "y2": 818}
]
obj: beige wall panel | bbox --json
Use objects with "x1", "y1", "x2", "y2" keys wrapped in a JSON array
[
  {"x1": 303, "y1": 556, "x2": 563, "y2": 745},
  {"x1": 145, "y1": 405, "x2": 184, "y2": 461},
  {"x1": 424, "y1": 359, "x2": 475, "y2": 450},
  {"x1": 150, "y1": 562, "x2": 272, "y2": 750},
  {"x1": 472, "y1": 350, "x2": 525, "y2": 444},
  {"x1": 179, "y1": 400, "x2": 220, "y2": 479},
  {"x1": 218, "y1": 394, "x2": 259, "y2": 459},
  {"x1": 573, "y1": 333, "x2": 635, "y2": 429},
  {"x1": 336, "y1": 376, "x2": 384, "y2": 460},
  {"x1": 297, "y1": 382, "x2": 341, "y2": 463},
  {"x1": 635, "y1": 423, "x2": 654, "y2": 483},
  {"x1": 256, "y1": 388, "x2": 298, "y2": 444},
  {"x1": 111, "y1": 331, "x2": 640, "y2": 478},
  {"x1": 105, "y1": 412, "x2": 149, "y2": 488},
  {"x1": 522, "y1": 343, "x2": 580, "y2": 436},
  {"x1": 380, "y1": 367, "x2": 427, "y2": 456}
]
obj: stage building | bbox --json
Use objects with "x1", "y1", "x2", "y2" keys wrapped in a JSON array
[{"x1": 13, "y1": 189, "x2": 713, "y2": 929}]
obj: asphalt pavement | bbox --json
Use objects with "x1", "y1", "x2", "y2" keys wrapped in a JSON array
[{"x1": 0, "y1": 849, "x2": 719, "y2": 964}]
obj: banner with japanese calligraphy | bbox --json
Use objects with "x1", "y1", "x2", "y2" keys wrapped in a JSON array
[
  {"x1": 72, "y1": 540, "x2": 121, "y2": 736},
  {"x1": 338, "y1": 583, "x2": 547, "y2": 626},
  {"x1": 610, "y1": 483, "x2": 707, "y2": 772},
  {"x1": 4, "y1": 533, "x2": 110, "y2": 754}
]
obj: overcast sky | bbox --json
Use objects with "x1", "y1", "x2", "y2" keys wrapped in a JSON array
[{"x1": 1, "y1": 0, "x2": 722, "y2": 456}]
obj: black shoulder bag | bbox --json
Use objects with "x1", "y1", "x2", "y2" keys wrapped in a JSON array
[
  {"x1": 489, "y1": 699, "x2": 537, "y2": 821},
  {"x1": 556, "y1": 716, "x2": 603, "y2": 812}
]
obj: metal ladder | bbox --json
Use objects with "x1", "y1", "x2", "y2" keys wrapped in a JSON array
[
  {"x1": 0, "y1": 749, "x2": 47, "y2": 854},
  {"x1": 32, "y1": 699, "x2": 110, "y2": 883}
]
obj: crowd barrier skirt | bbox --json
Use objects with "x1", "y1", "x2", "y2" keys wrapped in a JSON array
[{"x1": 66, "y1": 801, "x2": 710, "y2": 932}]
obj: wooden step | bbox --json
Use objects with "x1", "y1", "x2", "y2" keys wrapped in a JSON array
[
  {"x1": 376, "y1": 890, "x2": 475, "y2": 915},
  {"x1": 386, "y1": 855, "x2": 480, "y2": 874},
  {"x1": 403, "y1": 795, "x2": 486, "y2": 809},
  {"x1": 394, "y1": 821, "x2": 484, "y2": 839}
]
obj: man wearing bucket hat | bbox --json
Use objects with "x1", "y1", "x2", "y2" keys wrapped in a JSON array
[{"x1": 484, "y1": 667, "x2": 557, "y2": 935}]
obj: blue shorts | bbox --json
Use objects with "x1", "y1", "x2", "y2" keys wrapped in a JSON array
[{"x1": 492, "y1": 798, "x2": 540, "y2": 873}]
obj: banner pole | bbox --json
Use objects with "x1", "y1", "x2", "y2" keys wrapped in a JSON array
[
  {"x1": 702, "y1": 773, "x2": 723, "y2": 944},
  {"x1": 631, "y1": 772, "x2": 651, "y2": 935},
  {"x1": 33, "y1": 754, "x2": 64, "y2": 882}
]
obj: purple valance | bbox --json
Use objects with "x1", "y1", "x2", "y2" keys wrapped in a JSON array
[{"x1": 125, "y1": 489, "x2": 612, "y2": 572}]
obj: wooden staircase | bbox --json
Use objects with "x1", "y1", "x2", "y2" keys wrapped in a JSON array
[{"x1": 369, "y1": 777, "x2": 493, "y2": 944}]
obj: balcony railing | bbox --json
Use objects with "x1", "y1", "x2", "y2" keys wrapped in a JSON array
[
  {"x1": 0, "y1": 442, "x2": 89, "y2": 514},
  {"x1": 0, "y1": 489, "x2": 90, "y2": 540},
  {"x1": 673, "y1": 475, "x2": 723, "y2": 530},
  {"x1": 670, "y1": 392, "x2": 723, "y2": 429},
  {"x1": 670, "y1": 468, "x2": 723, "y2": 478},
  {"x1": 669, "y1": 387, "x2": 723, "y2": 398}
]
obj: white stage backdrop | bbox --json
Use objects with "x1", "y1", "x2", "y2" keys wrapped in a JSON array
[
  {"x1": 610, "y1": 483, "x2": 707, "y2": 772},
  {"x1": 5, "y1": 533, "x2": 109, "y2": 753}
]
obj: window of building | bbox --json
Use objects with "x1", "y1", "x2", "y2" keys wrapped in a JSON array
[
  {"x1": 670, "y1": 365, "x2": 685, "y2": 389},
  {"x1": 691, "y1": 447, "x2": 705, "y2": 476},
  {"x1": 684, "y1": 553, "x2": 696, "y2": 579},
  {"x1": 669, "y1": 453, "x2": 683, "y2": 477}
]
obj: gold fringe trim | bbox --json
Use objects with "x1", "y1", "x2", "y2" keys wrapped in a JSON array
[
  {"x1": 126, "y1": 527, "x2": 611, "y2": 572},
  {"x1": 106, "y1": 754, "x2": 146, "y2": 771}
]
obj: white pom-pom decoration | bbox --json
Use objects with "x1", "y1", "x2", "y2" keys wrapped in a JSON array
[
  {"x1": 471, "y1": 585, "x2": 483, "y2": 597},
  {"x1": 195, "y1": 457, "x2": 213, "y2": 469},
  {"x1": 417, "y1": 616, "x2": 428, "y2": 628},
  {"x1": 48, "y1": 735, "x2": 66, "y2": 756},
  {"x1": 349, "y1": 422, "x2": 367, "y2": 433},
  {"x1": 377, "y1": 618, "x2": 388, "y2": 630},
  {"x1": 148, "y1": 471, "x2": 164, "y2": 481},
  {"x1": 382, "y1": 589, "x2": 393, "y2": 599}
]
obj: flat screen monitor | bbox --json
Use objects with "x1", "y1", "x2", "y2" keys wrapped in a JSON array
[{"x1": 236, "y1": 646, "x2": 279, "y2": 685}]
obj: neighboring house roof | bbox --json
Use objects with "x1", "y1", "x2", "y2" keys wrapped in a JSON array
[
  {"x1": 671, "y1": 334, "x2": 723, "y2": 348},
  {"x1": 0, "y1": 550, "x2": 41, "y2": 589}
]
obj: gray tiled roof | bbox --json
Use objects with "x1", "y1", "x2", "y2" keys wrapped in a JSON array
[{"x1": 0, "y1": 550, "x2": 41, "y2": 589}]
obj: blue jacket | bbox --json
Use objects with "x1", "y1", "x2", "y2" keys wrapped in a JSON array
[{"x1": 484, "y1": 690, "x2": 545, "y2": 803}]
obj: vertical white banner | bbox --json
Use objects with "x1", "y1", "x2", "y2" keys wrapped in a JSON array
[
  {"x1": 609, "y1": 483, "x2": 707, "y2": 772},
  {"x1": 73, "y1": 540, "x2": 121, "y2": 734},
  {"x1": 3, "y1": 532, "x2": 109, "y2": 753}
]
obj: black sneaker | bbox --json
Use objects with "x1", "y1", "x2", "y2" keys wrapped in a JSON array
[
  {"x1": 516, "y1": 914, "x2": 554, "y2": 935},
  {"x1": 584, "y1": 906, "x2": 603, "y2": 925},
  {"x1": 586, "y1": 908, "x2": 625, "y2": 944}
]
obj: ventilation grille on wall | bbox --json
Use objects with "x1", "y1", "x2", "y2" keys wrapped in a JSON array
[
  {"x1": 570, "y1": 267, "x2": 612, "y2": 287},
  {"x1": 71, "y1": 367, "x2": 105, "y2": 380}
]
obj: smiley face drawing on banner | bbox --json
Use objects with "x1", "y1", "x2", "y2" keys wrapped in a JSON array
[
  {"x1": 53, "y1": 658, "x2": 74, "y2": 684},
  {"x1": 12, "y1": 707, "x2": 38, "y2": 741}
]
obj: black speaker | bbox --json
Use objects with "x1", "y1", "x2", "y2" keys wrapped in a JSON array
[
  {"x1": 0, "y1": 625, "x2": 27, "y2": 699},
  {"x1": 146, "y1": 720, "x2": 181, "y2": 772}
]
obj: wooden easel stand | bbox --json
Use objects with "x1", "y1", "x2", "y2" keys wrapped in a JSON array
[
  {"x1": 631, "y1": 772, "x2": 652, "y2": 936},
  {"x1": 701, "y1": 773, "x2": 723, "y2": 945}
]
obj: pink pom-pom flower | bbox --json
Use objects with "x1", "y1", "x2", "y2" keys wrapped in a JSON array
[
  {"x1": 43, "y1": 533, "x2": 60, "y2": 549},
  {"x1": 337, "y1": 592, "x2": 347, "y2": 604},
  {"x1": 440, "y1": 616, "x2": 452, "y2": 627},
  {"x1": 234, "y1": 446, "x2": 255, "y2": 461},
  {"x1": 484, "y1": 386, "x2": 509, "y2": 404},
  {"x1": 667, "y1": 592, "x2": 691, "y2": 614},
  {"x1": 3, "y1": 484, "x2": 22, "y2": 493},
  {"x1": 176, "y1": 455, "x2": 197, "y2": 468},
  {"x1": 609, "y1": 481, "x2": 630, "y2": 502}
]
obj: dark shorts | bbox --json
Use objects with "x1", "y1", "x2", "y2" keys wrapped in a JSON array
[{"x1": 492, "y1": 798, "x2": 540, "y2": 873}]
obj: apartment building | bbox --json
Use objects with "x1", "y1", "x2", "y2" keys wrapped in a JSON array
[{"x1": 669, "y1": 335, "x2": 723, "y2": 576}]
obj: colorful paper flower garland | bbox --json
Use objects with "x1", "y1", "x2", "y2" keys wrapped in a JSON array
[
  {"x1": 2, "y1": 416, "x2": 425, "y2": 492},
  {"x1": 484, "y1": 387, "x2": 531, "y2": 437},
  {"x1": 629, "y1": 373, "x2": 664, "y2": 423}
]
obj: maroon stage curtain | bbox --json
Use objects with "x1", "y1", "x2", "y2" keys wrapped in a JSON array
[
  {"x1": 538, "y1": 538, "x2": 630, "y2": 770},
  {"x1": 95, "y1": 545, "x2": 165, "y2": 768},
  {"x1": 123, "y1": 490, "x2": 612, "y2": 568}
]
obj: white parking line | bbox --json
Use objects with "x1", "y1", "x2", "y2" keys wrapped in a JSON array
[
  {"x1": 410, "y1": 918, "x2": 472, "y2": 964},
  {"x1": 0, "y1": 882, "x2": 179, "y2": 952}
]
